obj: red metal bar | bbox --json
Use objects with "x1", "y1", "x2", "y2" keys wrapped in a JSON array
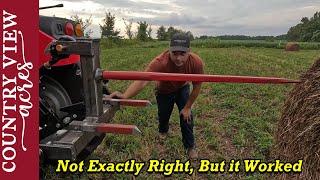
[
  {"x1": 103, "y1": 96, "x2": 151, "y2": 107},
  {"x1": 102, "y1": 71, "x2": 300, "y2": 84},
  {"x1": 95, "y1": 123, "x2": 141, "y2": 134}
]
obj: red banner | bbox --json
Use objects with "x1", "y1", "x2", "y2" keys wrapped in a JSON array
[{"x1": 0, "y1": 0, "x2": 38, "y2": 179}]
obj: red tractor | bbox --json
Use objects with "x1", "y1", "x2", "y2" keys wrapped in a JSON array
[{"x1": 39, "y1": 4, "x2": 143, "y2": 164}]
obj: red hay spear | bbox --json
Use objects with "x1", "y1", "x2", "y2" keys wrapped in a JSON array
[{"x1": 100, "y1": 71, "x2": 300, "y2": 84}]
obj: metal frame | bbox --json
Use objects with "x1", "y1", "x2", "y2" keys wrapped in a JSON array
[{"x1": 40, "y1": 39, "x2": 120, "y2": 160}]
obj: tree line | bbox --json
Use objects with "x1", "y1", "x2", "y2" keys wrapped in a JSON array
[
  {"x1": 287, "y1": 11, "x2": 320, "y2": 42},
  {"x1": 196, "y1": 35, "x2": 287, "y2": 41},
  {"x1": 72, "y1": 12, "x2": 193, "y2": 41},
  {"x1": 72, "y1": 11, "x2": 320, "y2": 42}
]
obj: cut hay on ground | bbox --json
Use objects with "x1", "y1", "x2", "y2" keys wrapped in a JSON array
[
  {"x1": 285, "y1": 42, "x2": 300, "y2": 51},
  {"x1": 272, "y1": 57, "x2": 320, "y2": 180}
]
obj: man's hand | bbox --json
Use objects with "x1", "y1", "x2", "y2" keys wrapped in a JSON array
[
  {"x1": 108, "y1": 81, "x2": 149, "y2": 100},
  {"x1": 180, "y1": 107, "x2": 192, "y2": 122},
  {"x1": 109, "y1": 91, "x2": 127, "y2": 99}
]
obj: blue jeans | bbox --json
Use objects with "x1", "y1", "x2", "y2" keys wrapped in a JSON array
[{"x1": 155, "y1": 84, "x2": 194, "y2": 149}]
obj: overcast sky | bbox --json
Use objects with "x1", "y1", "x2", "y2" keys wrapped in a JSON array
[{"x1": 39, "y1": 0, "x2": 319, "y2": 38}]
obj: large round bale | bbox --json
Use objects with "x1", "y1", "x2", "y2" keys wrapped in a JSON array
[
  {"x1": 272, "y1": 57, "x2": 320, "y2": 179},
  {"x1": 285, "y1": 42, "x2": 300, "y2": 51}
]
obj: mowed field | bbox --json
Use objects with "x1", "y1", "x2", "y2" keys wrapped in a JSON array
[{"x1": 45, "y1": 46, "x2": 319, "y2": 179}]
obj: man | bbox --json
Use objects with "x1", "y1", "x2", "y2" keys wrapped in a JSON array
[{"x1": 110, "y1": 32, "x2": 204, "y2": 160}]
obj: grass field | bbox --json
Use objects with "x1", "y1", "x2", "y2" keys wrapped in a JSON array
[{"x1": 44, "y1": 45, "x2": 319, "y2": 179}]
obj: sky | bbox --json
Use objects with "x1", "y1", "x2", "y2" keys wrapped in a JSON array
[{"x1": 39, "y1": 0, "x2": 320, "y2": 38}]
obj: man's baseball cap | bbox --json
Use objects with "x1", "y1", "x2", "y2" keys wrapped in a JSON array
[{"x1": 169, "y1": 33, "x2": 190, "y2": 52}]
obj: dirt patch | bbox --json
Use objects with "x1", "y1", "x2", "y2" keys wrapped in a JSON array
[
  {"x1": 198, "y1": 109, "x2": 238, "y2": 159},
  {"x1": 219, "y1": 134, "x2": 237, "y2": 157}
]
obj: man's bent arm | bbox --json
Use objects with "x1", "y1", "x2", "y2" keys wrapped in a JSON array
[
  {"x1": 122, "y1": 80, "x2": 149, "y2": 99},
  {"x1": 184, "y1": 82, "x2": 202, "y2": 109}
]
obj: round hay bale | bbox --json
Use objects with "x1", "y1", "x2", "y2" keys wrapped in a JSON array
[
  {"x1": 285, "y1": 42, "x2": 300, "y2": 51},
  {"x1": 272, "y1": 57, "x2": 320, "y2": 179}
]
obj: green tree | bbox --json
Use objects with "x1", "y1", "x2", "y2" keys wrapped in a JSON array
[
  {"x1": 156, "y1": 26, "x2": 167, "y2": 40},
  {"x1": 147, "y1": 25, "x2": 152, "y2": 40},
  {"x1": 301, "y1": 17, "x2": 309, "y2": 24},
  {"x1": 311, "y1": 30, "x2": 320, "y2": 42},
  {"x1": 156, "y1": 26, "x2": 193, "y2": 41},
  {"x1": 122, "y1": 18, "x2": 134, "y2": 39},
  {"x1": 100, "y1": 12, "x2": 120, "y2": 39},
  {"x1": 70, "y1": 14, "x2": 93, "y2": 38},
  {"x1": 287, "y1": 24, "x2": 302, "y2": 41},
  {"x1": 287, "y1": 11, "x2": 320, "y2": 42},
  {"x1": 185, "y1": 31, "x2": 194, "y2": 41},
  {"x1": 136, "y1": 21, "x2": 149, "y2": 41},
  {"x1": 167, "y1": 26, "x2": 181, "y2": 39}
]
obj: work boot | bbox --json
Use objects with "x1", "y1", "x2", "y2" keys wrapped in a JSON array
[
  {"x1": 187, "y1": 148, "x2": 198, "y2": 160},
  {"x1": 158, "y1": 133, "x2": 168, "y2": 140}
]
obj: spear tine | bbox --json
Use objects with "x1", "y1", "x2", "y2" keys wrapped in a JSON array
[{"x1": 101, "y1": 71, "x2": 300, "y2": 84}]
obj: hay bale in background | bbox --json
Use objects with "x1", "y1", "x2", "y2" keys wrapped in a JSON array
[
  {"x1": 272, "y1": 57, "x2": 320, "y2": 179},
  {"x1": 285, "y1": 42, "x2": 300, "y2": 51}
]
